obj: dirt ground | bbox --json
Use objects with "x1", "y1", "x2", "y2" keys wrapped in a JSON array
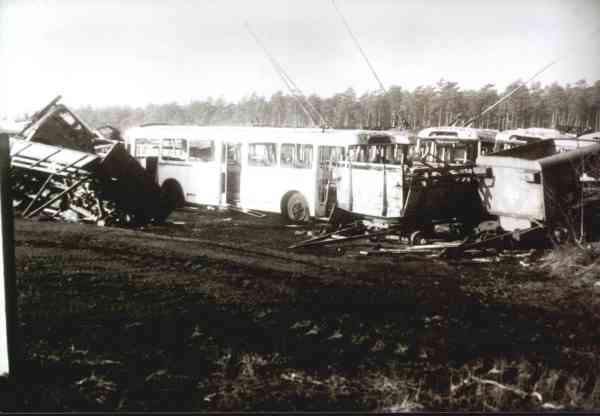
[{"x1": 2, "y1": 206, "x2": 600, "y2": 411}]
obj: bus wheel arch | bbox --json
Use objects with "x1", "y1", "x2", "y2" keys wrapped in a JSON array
[{"x1": 281, "y1": 191, "x2": 310, "y2": 223}]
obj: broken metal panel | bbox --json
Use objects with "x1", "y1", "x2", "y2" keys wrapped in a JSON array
[
  {"x1": 19, "y1": 104, "x2": 98, "y2": 153},
  {"x1": 477, "y1": 164, "x2": 545, "y2": 226},
  {"x1": 9, "y1": 137, "x2": 100, "y2": 176}
]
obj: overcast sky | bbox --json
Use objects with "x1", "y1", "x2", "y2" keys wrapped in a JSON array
[{"x1": 1, "y1": 0, "x2": 599, "y2": 119}]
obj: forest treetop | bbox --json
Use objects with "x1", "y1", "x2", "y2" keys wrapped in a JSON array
[{"x1": 75, "y1": 79, "x2": 600, "y2": 135}]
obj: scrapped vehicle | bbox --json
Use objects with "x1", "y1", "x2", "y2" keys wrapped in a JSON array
[
  {"x1": 475, "y1": 139, "x2": 600, "y2": 235},
  {"x1": 493, "y1": 127, "x2": 577, "y2": 152},
  {"x1": 7, "y1": 97, "x2": 172, "y2": 225},
  {"x1": 331, "y1": 129, "x2": 484, "y2": 243},
  {"x1": 124, "y1": 125, "x2": 362, "y2": 222},
  {"x1": 416, "y1": 126, "x2": 498, "y2": 166}
]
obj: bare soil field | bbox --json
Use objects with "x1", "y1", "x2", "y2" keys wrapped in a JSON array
[{"x1": 2, "y1": 206, "x2": 600, "y2": 411}]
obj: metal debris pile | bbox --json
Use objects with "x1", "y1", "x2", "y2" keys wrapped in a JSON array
[
  {"x1": 289, "y1": 135, "x2": 600, "y2": 259},
  {"x1": 289, "y1": 218, "x2": 547, "y2": 263},
  {"x1": 6, "y1": 96, "x2": 172, "y2": 226}
]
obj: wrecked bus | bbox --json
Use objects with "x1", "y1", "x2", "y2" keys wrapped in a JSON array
[
  {"x1": 416, "y1": 126, "x2": 497, "y2": 165},
  {"x1": 493, "y1": 127, "x2": 577, "y2": 152},
  {"x1": 124, "y1": 125, "x2": 361, "y2": 222},
  {"x1": 330, "y1": 129, "x2": 484, "y2": 243}
]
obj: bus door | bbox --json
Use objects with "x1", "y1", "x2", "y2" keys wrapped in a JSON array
[
  {"x1": 184, "y1": 138, "x2": 220, "y2": 205},
  {"x1": 345, "y1": 144, "x2": 404, "y2": 218},
  {"x1": 316, "y1": 145, "x2": 343, "y2": 217},
  {"x1": 222, "y1": 142, "x2": 241, "y2": 205},
  {"x1": 382, "y1": 144, "x2": 405, "y2": 217}
]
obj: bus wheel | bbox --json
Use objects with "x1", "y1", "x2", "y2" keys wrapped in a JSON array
[
  {"x1": 283, "y1": 192, "x2": 310, "y2": 223},
  {"x1": 157, "y1": 180, "x2": 184, "y2": 222}
]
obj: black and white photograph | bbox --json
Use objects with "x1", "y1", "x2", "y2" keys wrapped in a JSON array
[{"x1": 1, "y1": 0, "x2": 600, "y2": 411}]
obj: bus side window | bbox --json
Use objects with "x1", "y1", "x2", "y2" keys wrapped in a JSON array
[
  {"x1": 348, "y1": 146, "x2": 359, "y2": 162},
  {"x1": 281, "y1": 143, "x2": 294, "y2": 167},
  {"x1": 294, "y1": 144, "x2": 313, "y2": 169},
  {"x1": 319, "y1": 146, "x2": 344, "y2": 163},
  {"x1": 189, "y1": 139, "x2": 214, "y2": 162},
  {"x1": 248, "y1": 143, "x2": 277, "y2": 166},
  {"x1": 135, "y1": 138, "x2": 160, "y2": 157},
  {"x1": 333, "y1": 146, "x2": 345, "y2": 161},
  {"x1": 161, "y1": 138, "x2": 188, "y2": 162}
]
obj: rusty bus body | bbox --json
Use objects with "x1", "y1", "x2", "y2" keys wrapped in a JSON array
[{"x1": 476, "y1": 139, "x2": 600, "y2": 232}]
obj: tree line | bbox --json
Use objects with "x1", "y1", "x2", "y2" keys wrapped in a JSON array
[{"x1": 76, "y1": 79, "x2": 600, "y2": 136}]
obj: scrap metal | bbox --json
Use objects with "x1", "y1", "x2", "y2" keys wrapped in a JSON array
[{"x1": 7, "y1": 96, "x2": 173, "y2": 226}]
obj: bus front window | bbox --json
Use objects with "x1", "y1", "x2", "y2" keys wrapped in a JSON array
[{"x1": 451, "y1": 146, "x2": 468, "y2": 163}]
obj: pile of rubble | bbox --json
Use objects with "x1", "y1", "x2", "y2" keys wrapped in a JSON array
[{"x1": 4, "y1": 96, "x2": 173, "y2": 226}]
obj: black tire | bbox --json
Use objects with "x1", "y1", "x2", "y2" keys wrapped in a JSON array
[
  {"x1": 282, "y1": 191, "x2": 310, "y2": 223},
  {"x1": 156, "y1": 180, "x2": 184, "y2": 223}
]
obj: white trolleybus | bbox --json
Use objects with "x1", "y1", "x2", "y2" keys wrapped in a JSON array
[{"x1": 123, "y1": 125, "x2": 362, "y2": 222}]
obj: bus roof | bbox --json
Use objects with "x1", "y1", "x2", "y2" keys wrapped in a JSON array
[
  {"x1": 353, "y1": 129, "x2": 416, "y2": 145},
  {"x1": 124, "y1": 125, "x2": 368, "y2": 146},
  {"x1": 385, "y1": 128, "x2": 417, "y2": 144},
  {"x1": 495, "y1": 127, "x2": 575, "y2": 143},
  {"x1": 416, "y1": 126, "x2": 498, "y2": 142}
]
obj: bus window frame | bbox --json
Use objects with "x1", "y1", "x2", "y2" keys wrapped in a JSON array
[
  {"x1": 280, "y1": 143, "x2": 314, "y2": 169},
  {"x1": 160, "y1": 138, "x2": 189, "y2": 163},
  {"x1": 134, "y1": 137, "x2": 161, "y2": 158},
  {"x1": 188, "y1": 138, "x2": 215, "y2": 162},
  {"x1": 248, "y1": 142, "x2": 278, "y2": 167}
]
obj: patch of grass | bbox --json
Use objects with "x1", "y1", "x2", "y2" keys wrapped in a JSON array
[
  {"x1": 449, "y1": 358, "x2": 600, "y2": 411},
  {"x1": 537, "y1": 243, "x2": 600, "y2": 283}
]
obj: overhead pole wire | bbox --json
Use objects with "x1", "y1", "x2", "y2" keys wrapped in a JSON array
[
  {"x1": 245, "y1": 21, "x2": 328, "y2": 128},
  {"x1": 331, "y1": 0, "x2": 386, "y2": 95}
]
